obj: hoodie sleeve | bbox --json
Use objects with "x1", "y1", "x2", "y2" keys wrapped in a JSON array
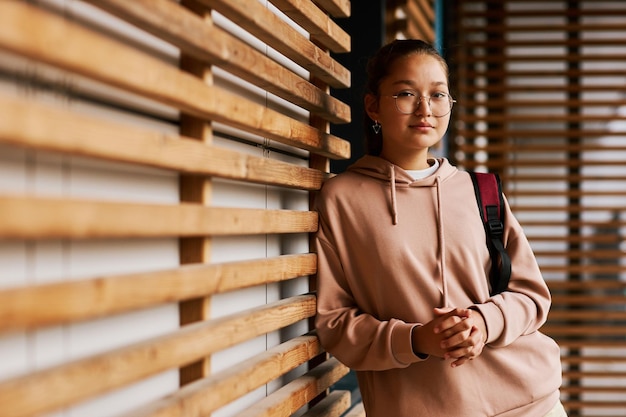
[
  {"x1": 471, "y1": 196, "x2": 552, "y2": 347},
  {"x1": 314, "y1": 207, "x2": 425, "y2": 371}
]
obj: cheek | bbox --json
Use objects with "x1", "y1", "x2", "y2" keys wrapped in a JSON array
[{"x1": 436, "y1": 118, "x2": 451, "y2": 133}]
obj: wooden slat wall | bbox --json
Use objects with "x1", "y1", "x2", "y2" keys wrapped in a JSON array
[
  {"x1": 448, "y1": 1, "x2": 626, "y2": 415},
  {"x1": 386, "y1": 0, "x2": 436, "y2": 43},
  {"x1": 0, "y1": 1, "x2": 356, "y2": 417}
]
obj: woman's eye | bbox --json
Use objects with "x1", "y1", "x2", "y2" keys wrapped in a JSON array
[
  {"x1": 396, "y1": 91, "x2": 415, "y2": 97},
  {"x1": 432, "y1": 92, "x2": 448, "y2": 99}
]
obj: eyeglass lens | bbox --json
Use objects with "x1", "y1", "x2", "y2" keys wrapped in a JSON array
[{"x1": 395, "y1": 95, "x2": 452, "y2": 117}]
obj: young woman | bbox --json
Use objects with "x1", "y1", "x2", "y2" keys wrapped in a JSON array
[{"x1": 314, "y1": 39, "x2": 566, "y2": 417}]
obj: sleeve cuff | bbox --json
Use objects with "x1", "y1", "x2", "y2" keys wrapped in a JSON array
[
  {"x1": 471, "y1": 302, "x2": 504, "y2": 344},
  {"x1": 391, "y1": 322, "x2": 428, "y2": 365}
]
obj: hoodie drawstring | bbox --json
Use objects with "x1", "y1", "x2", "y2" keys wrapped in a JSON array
[
  {"x1": 435, "y1": 176, "x2": 448, "y2": 308},
  {"x1": 388, "y1": 166, "x2": 448, "y2": 307},
  {"x1": 390, "y1": 165, "x2": 398, "y2": 225}
]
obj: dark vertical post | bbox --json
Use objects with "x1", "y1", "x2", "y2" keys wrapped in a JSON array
[
  {"x1": 567, "y1": 1, "x2": 582, "y2": 414},
  {"x1": 330, "y1": 1, "x2": 387, "y2": 173}
]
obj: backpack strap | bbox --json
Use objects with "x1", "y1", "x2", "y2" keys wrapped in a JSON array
[{"x1": 468, "y1": 171, "x2": 512, "y2": 295}]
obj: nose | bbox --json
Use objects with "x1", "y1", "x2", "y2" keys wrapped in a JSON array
[{"x1": 414, "y1": 96, "x2": 432, "y2": 116}]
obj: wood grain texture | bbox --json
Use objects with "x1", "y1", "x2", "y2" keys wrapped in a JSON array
[
  {"x1": 0, "y1": 295, "x2": 316, "y2": 417},
  {"x1": 196, "y1": 0, "x2": 350, "y2": 88},
  {"x1": 0, "y1": 2, "x2": 350, "y2": 159},
  {"x1": 118, "y1": 334, "x2": 323, "y2": 417},
  {"x1": 84, "y1": 0, "x2": 351, "y2": 123},
  {"x1": 311, "y1": 0, "x2": 350, "y2": 18},
  {"x1": 300, "y1": 390, "x2": 351, "y2": 417},
  {"x1": 268, "y1": 0, "x2": 350, "y2": 53},
  {"x1": 0, "y1": 95, "x2": 325, "y2": 190},
  {"x1": 0, "y1": 196, "x2": 318, "y2": 239},
  {"x1": 0, "y1": 254, "x2": 316, "y2": 331},
  {"x1": 233, "y1": 357, "x2": 349, "y2": 417}
]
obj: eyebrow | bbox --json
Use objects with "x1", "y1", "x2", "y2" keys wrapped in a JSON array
[{"x1": 392, "y1": 80, "x2": 448, "y2": 88}]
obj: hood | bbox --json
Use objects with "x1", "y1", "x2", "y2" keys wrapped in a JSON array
[
  {"x1": 347, "y1": 155, "x2": 457, "y2": 187},
  {"x1": 347, "y1": 155, "x2": 458, "y2": 225}
]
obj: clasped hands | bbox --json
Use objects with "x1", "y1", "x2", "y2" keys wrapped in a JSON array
[{"x1": 411, "y1": 307, "x2": 487, "y2": 368}]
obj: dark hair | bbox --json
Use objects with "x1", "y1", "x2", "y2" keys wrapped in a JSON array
[{"x1": 364, "y1": 39, "x2": 449, "y2": 155}]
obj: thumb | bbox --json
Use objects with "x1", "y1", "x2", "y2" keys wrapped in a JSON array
[{"x1": 433, "y1": 307, "x2": 454, "y2": 316}]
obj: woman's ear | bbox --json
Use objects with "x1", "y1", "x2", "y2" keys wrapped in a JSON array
[{"x1": 364, "y1": 93, "x2": 379, "y2": 122}]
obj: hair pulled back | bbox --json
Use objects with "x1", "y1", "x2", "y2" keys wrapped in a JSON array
[{"x1": 364, "y1": 39, "x2": 448, "y2": 155}]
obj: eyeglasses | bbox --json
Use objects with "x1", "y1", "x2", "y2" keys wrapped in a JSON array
[{"x1": 382, "y1": 91, "x2": 456, "y2": 117}]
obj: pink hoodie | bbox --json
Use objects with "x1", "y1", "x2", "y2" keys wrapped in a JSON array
[{"x1": 314, "y1": 156, "x2": 562, "y2": 417}]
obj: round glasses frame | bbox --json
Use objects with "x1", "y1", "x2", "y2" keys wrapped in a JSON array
[{"x1": 381, "y1": 93, "x2": 457, "y2": 118}]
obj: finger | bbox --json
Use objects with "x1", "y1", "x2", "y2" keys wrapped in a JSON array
[
  {"x1": 451, "y1": 356, "x2": 472, "y2": 368},
  {"x1": 440, "y1": 328, "x2": 473, "y2": 349},
  {"x1": 437, "y1": 316, "x2": 473, "y2": 337},
  {"x1": 434, "y1": 309, "x2": 474, "y2": 333},
  {"x1": 433, "y1": 314, "x2": 466, "y2": 334},
  {"x1": 433, "y1": 307, "x2": 454, "y2": 315},
  {"x1": 444, "y1": 345, "x2": 474, "y2": 360},
  {"x1": 434, "y1": 307, "x2": 471, "y2": 318}
]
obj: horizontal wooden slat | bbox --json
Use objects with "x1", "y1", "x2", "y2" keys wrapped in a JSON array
[
  {"x1": 562, "y1": 400, "x2": 626, "y2": 410},
  {"x1": 0, "y1": 196, "x2": 318, "y2": 239},
  {"x1": 301, "y1": 390, "x2": 351, "y2": 417},
  {"x1": 459, "y1": 23, "x2": 626, "y2": 33},
  {"x1": 0, "y1": 2, "x2": 350, "y2": 159},
  {"x1": 458, "y1": 99, "x2": 626, "y2": 108},
  {"x1": 460, "y1": 8, "x2": 626, "y2": 18},
  {"x1": 544, "y1": 326, "x2": 626, "y2": 336},
  {"x1": 508, "y1": 190, "x2": 626, "y2": 198},
  {"x1": 196, "y1": 0, "x2": 350, "y2": 88},
  {"x1": 0, "y1": 294, "x2": 316, "y2": 417},
  {"x1": 556, "y1": 339, "x2": 626, "y2": 349},
  {"x1": 486, "y1": 160, "x2": 626, "y2": 168},
  {"x1": 460, "y1": 38, "x2": 626, "y2": 48},
  {"x1": 542, "y1": 271, "x2": 625, "y2": 279},
  {"x1": 511, "y1": 205, "x2": 625, "y2": 213},
  {"x1": 548, "y1": 280, "x2": 626, "y2": 291},
  {"x1": 0, "y1": 95, "x2": 325, "y2": 191},
  {"x1": 233, "y1": 357, "x2": 349, "y2": 417},
  {"x1": 551, "y1": 294, "x2": 626, "y2": 305},
  {"x1": 406, "y1": 0, "x2": 435, "y2": 40},
  {"x1": 527, "y1": 236, "x2": 622, "y2": 245},
  {"x1": 459, "y1": 114, "x2": 626, "y2": 124},
  {"x1": 455, "y1": 129, "x2": 626, "y2": 139},
  {"x1": 525, "y1": 234, "x2": 620, "y2": 243},
  {"x1": 464, "y1": 161, "x2": 626, "y2": 171},
  {"x1": 457, "y1": 53, "x2": 626, "y2": 63},
  {"x1": 0, "y1": 254, "x2": 316, "y2": 332},
  {"x1": 457, "y1": 144, "x2": 626, "y2": 153},
  {"x1": 507, "y1": 190, "x2": 626, "y2": 198},
  {"x1": 307, "y1": 0, "x2": 350, "y2": 18},
  {"x1": 84, "y1": 0, "x2": 350, "y2": 124},
  {"x1": 538, "y1": 266, "x2": 625, "y2": 274},
  {"x1": 459, "y1": 84, "x2": 625, "y2": 93},
  {"x1": 559, "y1": 356, "x2": 626, "y2": 365},
  {"x1": 563, "y1": 370, "x2": 626, "y2": 378},
  {"x1": 536, "y1": 250, "x2": 625, "y2": 259},
  {"x1": 406, "y1": 19, "x2": 433, "y2": 43},
  {"x1": 562, "y1": 387, "x2": 626, "y2": 395},
  {"x1": 416, "y1": 0, "x2": 435, "y2": 22},
  {"x1": 344, "y1": 403, "x2": 366, "y2": 417},
  {"x1": 548, "y1": 310, "x2": 626, "y2": 321},
  {"x1": 268, "y1": 0, "x2": 350, "y2": 53},
  {"x1": 120, "y1": 334, "x2": 323, "y2": 417},
  {"x1": 505, "y1": 175, "x2": 626, "y2": 183}
]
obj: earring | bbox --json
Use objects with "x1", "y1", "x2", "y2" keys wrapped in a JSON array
[{"x1": 372, "y1": 120, "x2": 381, "y2": 134}]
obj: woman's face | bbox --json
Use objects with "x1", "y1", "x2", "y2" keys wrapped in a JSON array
[{"x1": 365, "y1": 53, "x2": 451, "y2": 168}]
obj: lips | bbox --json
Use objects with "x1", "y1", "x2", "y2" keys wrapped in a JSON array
[{"x1": 410, "y1": 122, "x2": 433, "y2": 128}]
